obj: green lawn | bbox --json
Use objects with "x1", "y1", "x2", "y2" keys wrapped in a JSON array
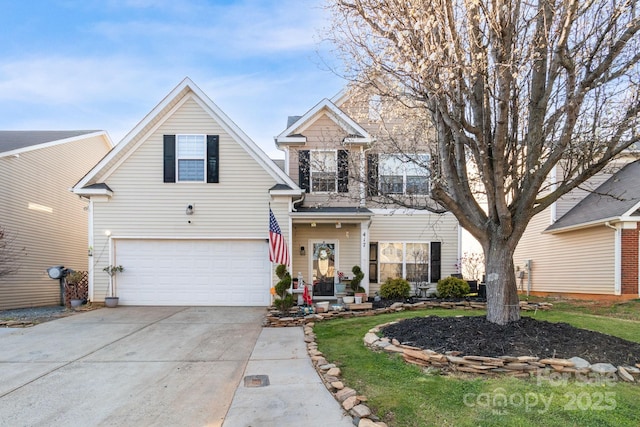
[{"x1": 313, "y1": 308, "x2": 640, "y2": 427}]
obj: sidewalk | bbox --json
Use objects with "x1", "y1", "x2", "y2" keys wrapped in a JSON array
[{"x1": 223, "y1": 327, "x2": 354, "y2": 427}]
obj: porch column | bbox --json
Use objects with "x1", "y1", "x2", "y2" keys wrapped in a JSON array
[{"x1": 360, "y1": 221, "x2": 370, "y2": 292}]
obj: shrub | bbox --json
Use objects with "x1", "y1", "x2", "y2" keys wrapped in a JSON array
[
  {"x1": 349, "y1": 265, "x2": 366, "y2": 293},
  {"x1": 436, "y1": 276, "x2": 471, "y2": 298},
  {"x1": 380, "y1": 278, "x2": 411, "y2": 299},
  {"x1": 274, "y1": 293, "x2": 295, "y2": 313},
  {"x1": 274, "y1": 264, "x2": 291, "y2": 296},
  {"x1": 274, "y1": 264, "x2": 293, "y2": 314}
]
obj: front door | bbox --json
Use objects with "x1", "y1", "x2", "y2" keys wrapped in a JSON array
[{"x1": 311, "y1": 242, "x2": 336, "y2": 296}]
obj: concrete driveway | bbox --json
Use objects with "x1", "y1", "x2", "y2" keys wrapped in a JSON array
[{"x1": 0, "y1": 306, "x2": 264, "y2": 426}]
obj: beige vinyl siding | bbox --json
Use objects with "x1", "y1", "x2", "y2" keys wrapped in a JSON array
[
  {"x1": 90, "y1": 97, "x2": 284, "y2": 300},
  {"x1": 368, "y1": 211, "x2": 459, "y2": 294},
  {"x1": 289, "y1": 222, "x2": 361, "y2": 287},
  {"x1": 514, "y1": 208, "x2": 615, "y2": 294},
  {"x1": 554, "y1": 158, "x2": 633, "y2": 219},
  {"x1": 0, "y1": 135, "x2": 111, "y2": 309},
  {"x1": 287, "y1": 115, "x2": 362, "y2": 207}
]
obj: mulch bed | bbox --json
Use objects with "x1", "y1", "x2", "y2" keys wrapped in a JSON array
[{"x1": 382, "y1": 315, "x2": 640, "y2": 367}]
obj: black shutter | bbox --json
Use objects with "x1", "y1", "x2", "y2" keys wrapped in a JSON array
[
  {"x1": 367, "y1": 154, "x2": 378, "y2": 196},
  {"x1": 207, "y1": 135, "x2": 219, "y2": 183},
  {"x1": 298, "y1": 150, "x2": 310, "y2": 192},
  {"x1": 337, "y1": 149, "x2": 349, "y2": 193},
  {"x1": 430, "y1": 242, "x2": 441, "y2": 283},
  {"x1": 163, "y1": 135, "x2": 176, "y2": 183}
]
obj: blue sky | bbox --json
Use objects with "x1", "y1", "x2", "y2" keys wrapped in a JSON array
[{"x1": 0, "y1": 0, "x2": 345, "y2": 157}]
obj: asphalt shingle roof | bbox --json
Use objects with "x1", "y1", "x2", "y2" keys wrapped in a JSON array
[
  {"x1": 547, "y1": 159, "x2": 640, "y2": 232},
  {"x1": 0, "y1": 130, "x2": 101, "y2": 153}
]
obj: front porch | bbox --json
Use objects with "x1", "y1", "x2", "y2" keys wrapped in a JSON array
[{"x1": 290, "y1": 207, "x2": 373, "y2": 299}]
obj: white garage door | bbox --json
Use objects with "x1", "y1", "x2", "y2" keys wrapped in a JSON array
[{"x1": 113, "y1": 239, "x2": 271, "y2": 306}]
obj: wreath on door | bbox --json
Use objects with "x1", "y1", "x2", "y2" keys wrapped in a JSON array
[
  {"x1": 314, "y1": 244, "x2": 333, "y2": 276},
  {"x1": 313, "y1": 244, "x2": 333, "y2": 260}
]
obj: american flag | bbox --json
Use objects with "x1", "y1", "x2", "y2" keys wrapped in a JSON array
[{"x1": 269, "y1": 209, "x2": 290, "y2": 266}]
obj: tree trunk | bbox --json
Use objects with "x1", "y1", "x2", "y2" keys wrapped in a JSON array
[{"x1": 484, "y1": 243, "x2": 520, "y2": 325}]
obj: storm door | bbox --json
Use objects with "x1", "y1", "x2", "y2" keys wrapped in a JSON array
[{"x1": 311, "y1": 242, "x2": 336, "y2": 296}]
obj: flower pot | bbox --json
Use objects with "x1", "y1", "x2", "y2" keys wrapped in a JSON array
[
  {"x1": 104, "y1": 297, "x2": 119, "y2": 308},
  {"x1": 316, "y1": 301, "x2": 330, "y2": 313},
  {"x1": 342, "y1": 296, "x2": 354, "y2": 304},
  {"x1": 70, "y1": 299, "x2": 83, "y2": 308},
  {"x1": 355, "y1": 292, "x2": 368, "y2": 302},
  {"x1": 354, "y1": 296, "x2": 362, "y2": 304},
  {"x1": 335, "y1": 283, "x2": 346, "y2": 294}
]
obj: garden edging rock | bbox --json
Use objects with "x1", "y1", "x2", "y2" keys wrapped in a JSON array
[{"x1": 364, "y1": 321, "x2": 640, "y2": 384}]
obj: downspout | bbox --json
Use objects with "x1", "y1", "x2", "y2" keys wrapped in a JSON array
[
  {"x1": 605, "y1": 222, "x2": 622, "y2": 295},
  {"x1": 87, "y1": 198, "x2": 94, "y2": 302}
]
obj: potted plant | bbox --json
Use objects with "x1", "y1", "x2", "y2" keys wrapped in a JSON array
[
  {"x1": 335, "y1": 271, "x2": 347, "y2": 294},
  {"x1": 350, "y1": 265, "x2": 366, "y2": 303},
  {"x1": 66, "y1": 270, "x2": 85, "y2": 309},
  {"x1": 103, "y1": 265, "x2": 124, "y2": 307}
]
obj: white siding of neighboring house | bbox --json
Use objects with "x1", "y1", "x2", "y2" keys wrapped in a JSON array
[
  {"x1": 90, "y1": 96, "x2": 287, "y2": 300},
  {"x1": 368, "y1": 210, "x2": 460, "y2": 294},
  {"x1": 0, "y1": 135, "x2": 111, "y2": 309},
  {"x1": 514, "y1": 207, "x2": 615, "y2": 295}
]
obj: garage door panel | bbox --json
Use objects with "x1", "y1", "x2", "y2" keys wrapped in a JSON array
[{"x1": 114, "y1": 240, "x2": 271, "y2": 306}]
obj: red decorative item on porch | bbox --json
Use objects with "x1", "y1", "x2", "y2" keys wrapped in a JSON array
[{"x1": 302, "y1": 282, "x2": 312, "y2": 306}]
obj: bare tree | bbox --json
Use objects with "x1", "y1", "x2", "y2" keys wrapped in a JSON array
[
  {"x1": 326, "y1": 0, "x2": 640, "y2": 324},
  {"x1": 0, "y1": 226, "x2": 20, "y2": 278},
  {"x1": 458, "y1": 252, "x2": 485, "y2": 282}
]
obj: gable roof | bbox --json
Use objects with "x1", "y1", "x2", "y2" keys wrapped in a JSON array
[
  {"x1": 0, "y1": 130, "x2": 109, "y2": 157},
  {"x1": 546, "y1": 159, "x2": 640, "y2": 233},
  {"x1": 275, "y1": 98, "x2": 372, "y2": 145},
  {"x1": 73, "y1": 77, "x2": 300, "y2": 196}
]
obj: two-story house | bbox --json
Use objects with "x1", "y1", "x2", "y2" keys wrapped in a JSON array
[
  {"x1": 72, "y1": 78, "x2": 459, "y2": 306},
  {"x1": 275, "y1": 87, "x2": 461, "y2": 298}
]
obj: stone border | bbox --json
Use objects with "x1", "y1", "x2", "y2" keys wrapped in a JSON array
[
  {"x1": 291, "y1": 301, "x2": 640, "y2": 426},
  {"x1": 365, "y1": 321, "x2": 640, "y2": 384},
  {"x1": 264, "y1": 300, "x2": 551, "y2": 327},
  {"x1": 304, "y1": 323, "x2": 389, "y2": 427}
]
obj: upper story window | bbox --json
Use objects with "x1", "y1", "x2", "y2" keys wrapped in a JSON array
[
  {"x1": 177, "y1": 135, "x2": 206, "y2": 182},
  {"x1": 298, "y1": 149, "x2": 349, "y2": 194},
  {"x1": 163, "y1": 134, "x2": 219, "y2": 183},
  {"x1": 311, "y1": 150, "x2": 337, "y2": 192},
  {"x1": 379, "y1": 153, "x2": 430, "y2": 195}
]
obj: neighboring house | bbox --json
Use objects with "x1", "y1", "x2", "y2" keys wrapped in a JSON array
[
  {"x1": 514, "y1": 156, "x2": 640, "y2": 299},
  {"x1": 275, "y1": 87, "x2": 460, "y2": 297},
  {"x1": 0, "y1": 131, "x2": 113, "y2": 310},
  {"x1": 72, "y1": 78, "x2": 301, "y2": 306}
]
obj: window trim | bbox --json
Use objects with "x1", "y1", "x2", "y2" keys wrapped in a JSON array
[
  {"x1": 310, "y1": 149, "x2": 338, "y2": 193},
  {"x1": 378, "y1": 153, "x2": 430, "y2": 195},
  {"x1": 377, "y1": 241, "x2": 431, "y2": 283},
  {"x1": 176, "y1": 134, "x2": 206, "y2": 183}
]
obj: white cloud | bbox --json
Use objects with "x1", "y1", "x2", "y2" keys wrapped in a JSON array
[
  {"x1": 90, "y1": 0, "x2": 326, "y2": 56},
  {"x1": 0, "y1": 56, "x2": 164, "y2": 104}
]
